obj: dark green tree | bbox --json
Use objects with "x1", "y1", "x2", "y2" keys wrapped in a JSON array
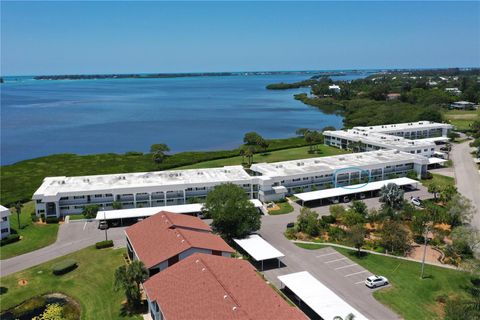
[
  {"x1": 82, "y1": 204, "x2": 99, "y2": 219},
  {"x1": 150, "y1": 143, "x2": 170, "y2": 164},
  {"x1": 348, "y1": 224, "x2": 366, "y2": 256},
  {"x1": 204, "y1": 183, "x2": 261, "y2": 239},
  {"x1": 243, "y1": 132, "x2": 262, "y2": 145},
  {"x1": 15, "y1": 202, "x2": 23, "y2": 229}
]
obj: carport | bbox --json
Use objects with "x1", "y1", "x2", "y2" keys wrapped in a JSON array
[
  {"x1": 96, "y1": 199, "x2": 265, "y2": 223},
  {"x1": 294, "y1": 177, "x2": 418, "y2": 205},
  {"x1": 278, "y1": 271, "x2": 369, "y2": 320},
  {"x1": 233, "y1": 234, "x2": 284, "y2": 271}
]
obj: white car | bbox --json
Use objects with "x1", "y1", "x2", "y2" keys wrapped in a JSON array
[
  {"x1": 411, "y1": 197, "x2": 422, "y2": 207},
  {"x1": 365, "y1": 275, "x2": 389, "y2": 288}
]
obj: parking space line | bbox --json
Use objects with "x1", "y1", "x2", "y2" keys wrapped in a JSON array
[
  {"x1": 355, "y1": 280, "x2": 366, "y2": 284},
  {"x1": 316, "y1": 252, "x2": 338, "y2": 258},
  {"x1": 83, "y1": 222, "x2": 87, "y2": 230},
  {"x1": 324, "y1": 257, "x2": 347, "y2": 264},
  {"x1": 345, "y1": 270, "x2": 370, "y2": 277},
  {"x1": 334, "y1": 263, "x2": 357, "y2": 270}
]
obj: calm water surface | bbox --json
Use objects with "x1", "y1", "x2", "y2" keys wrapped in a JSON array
[{"x1": 1, "y1": 73, "x2": 366, "y2": 164}]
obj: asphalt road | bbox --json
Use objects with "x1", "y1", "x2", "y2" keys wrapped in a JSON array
[
  {"x1": 450, "y1": 141, "x2": 480, "y2": 229},
  {"x1": 0, "y1": 221, "x2": 127, "y2": 277},
  {"x1": 259, "y1": 202, "x2": 401, "y2": 320}
]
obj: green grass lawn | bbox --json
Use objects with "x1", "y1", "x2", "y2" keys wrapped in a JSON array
[
  {"x1": 68, "y1": 214, "x2": 87, "y2": 221},
  {"x1": 0, "y1": 246, "x2": 141, "y2": 320},
  {"x1": 444, "y1": 109, "x2": 480, "y2": 132},
  {"x1": 1, "y1": 202, "x2": 59, "y2": 260},
  {"x1": 295, "y1": 243, "x2": 472, "y2": 320},
  {"x1": 268, "y1": 202, "x2": 294, "y2": 215},
  {"x1": 421, "y1": 173, "x2": 455, "y2": 190},
  {"x1": 177, "y1": 145, "x2": 348, "y2": 169}
]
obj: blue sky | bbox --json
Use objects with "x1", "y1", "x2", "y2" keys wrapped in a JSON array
[{"x1": 1, "y1": 1, "x2": 479, "y2": 75}]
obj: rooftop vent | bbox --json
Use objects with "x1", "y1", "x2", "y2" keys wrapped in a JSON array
[
  {"x1": 195, "y1": 259, "x2": 200, "y2": 263},
  {"x1": 202, "y1": 267, "x2": 206, "y2": 272},
  {"x1": 232, "y1": 307, "x2": 237, "y2": 311},
  {"x1": 224, "y1": 295, "x2": 228, "y2": 299}
]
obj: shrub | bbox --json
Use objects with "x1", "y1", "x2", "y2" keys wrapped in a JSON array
[
  {"x1": 328, "y1": 226, "x2": 346, "y2": 242},
  {"x1": 422, "y1": 172, "x2": 433, "y2": 180},
  {"x1": 0, "y1": 234, "x2": 20, "y2": 246},
  {"x1": 40, "y1": 213, "x2": 45, "y2": 221},
  {"x1": 52, "y1": 259, "x2": 77, "y2": 275},
  {"x1": 321, "y1": 215, "x2": 336, "y2": 224},
  {"x1": 95, "y1": 240, "x2": 114, "y2": 249},
  {"x1": 125, "y1": 151, "x2": 143, "y2": 156},
  {"x1": 45, "y1": 217, "x2": 59, "y2": 224},
  {"x1": 31, "y1": 215, "x2": 39, "y2": 222}
]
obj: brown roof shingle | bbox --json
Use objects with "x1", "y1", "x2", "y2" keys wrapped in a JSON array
[
  {"x1": 144, "y1": 253, "x2": 307, "y2": 320},
  {"x1": 125, "y1": 212, "x2": 233, "y2": 269}
]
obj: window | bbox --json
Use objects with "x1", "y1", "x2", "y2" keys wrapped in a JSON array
[
  {"x1": 37, "y1": 209, "x2": 45, "y2": 214},
  {"x1": 303, "y1": 177, "x2": 309, "y2": 181},
  {"x1": 36, "y1": 200, "x2": 42, "y2": 204},
  {"x1": 416, "y1": 150, "x2": 421, "y2": 153},
  {"x1": 105, "y1": 193, "x2": 113, "y2": 197},
  {"x1": 1, "y1": 228, "x2": 9, "y2": 233},
  {"x1": 74, "y1": 206, "x2": 85, "y2": 209},
  {"x1": 2, "y1": 217, "x2": 7, "y2": 222},
  {"x1": 94, "y1": 194, "x2": 103, "y2": 198},
  {"x1": 60, "y1": 197, "x2": 69, "y2": 200},
  {"x1": 73, "y1": 196, "x2": 85, "y2": 199},
  {"x1": 60, "y1": 206, "x2": 69, "y2": 210}
]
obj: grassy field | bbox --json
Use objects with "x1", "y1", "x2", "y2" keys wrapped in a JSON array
[
  {"x1": 0, "y1": 246, "x2": 141, "y2": 320},
  {"x1": 421, "y1": 173, "x2": 455, "y2": 190},
  {"x1": 444, "y1": 109, "x2": 480, "y2": 131},
  {"x1": 268, "y1": 201, "x2": 294, "y2": 215},
  {"x1": 295, "y1": 243, "x2": 472, "y2": 320},
  {"x1": 1, "y1": 137, "x2": 309, "y2": 206},
  {"x1": 1, "y1": 202, "x2": 59, "y2": 260},
  {"x1": 177, "y1": 145, "x2": 348, "y2": 169}
]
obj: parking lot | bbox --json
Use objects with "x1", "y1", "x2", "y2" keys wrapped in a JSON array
[{"x1": 314, "y1": 247, "x2": 390, "y2": 290}]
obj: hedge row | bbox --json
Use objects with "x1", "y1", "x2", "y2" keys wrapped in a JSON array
[
  {"x1": 95, "y1": 240, "x2": 114, "y2": 249},
  {"x1": 0, "y1": 234, "x2": 20, "y2": 246},
  {"x1": 45, "y1": 217, "x2": 59, "y2": 224},
  {"x1": 52, "y1": 259, "x2": 78, "y2": 275}
]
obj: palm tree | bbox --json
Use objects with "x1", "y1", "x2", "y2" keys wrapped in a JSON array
[
  {"x1": 15, "y1": 202, "x2": 23, "y2": 229},
  {"x1": 379, "y1": 183, "x2": 405, "y2": 211},
  {"x1": 258, "y1": 138, "x2": 269, "y2": 154},
  {"x1": 114, "y1": 260, "x2": 148, "y2": 307}
]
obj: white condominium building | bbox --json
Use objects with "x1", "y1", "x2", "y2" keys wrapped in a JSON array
[
  {"x1": 33, "y1": 150, "x2": 429, "y2": 217},
  {"x1": 33, "y1": 166, "x2": 255, "y2": 218},
  {"x1": 0, "y1": 205, "x2": 11, "y2": 239},
  {"x1": 352, "y1": 121, "x2": 453, "y2": 138},
  {"x1": 250, "y1": 149, "x2": 428, "y2": 202},
  {"x1": 324, "y1": 121, "x2": 453, "y2": 157}
]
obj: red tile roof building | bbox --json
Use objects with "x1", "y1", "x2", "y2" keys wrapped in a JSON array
[
  {"x1": 125, "y1": 212, "x2": 234, "y2": 274},
  {"x1": 144, "y1": 253, "x2": 306, "y2": 320}
]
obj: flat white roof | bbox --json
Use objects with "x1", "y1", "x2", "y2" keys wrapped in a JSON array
[
  {"x1": 294, "y1": 177, "x2": 418, "y2": 202},
  {"x1": 233, "y1": 234, "x2": 284, "y2": 261},
  {"x1": 419, "y1": 136, "x2": 449, "y2": 143},
  {"x1": 251, "y1": 150, "x2": 427, "y2": 178},
  {"x1": 96, "y1": 199, "x2": 263, "y2": 220},
  {"x1": 325, "y1": 129, "x2": 434, "y2": 148},
  {"x1": 428, "y1": 157, "x2": 448, "y2": 165},
  {"x1": 34, "y1": 165, "x2": 252, "y2": 198},
  {"x1": 353, "y1": 121, "x2": 453, "y2": 133},
  {"x1": 278, "y1": 271, "x2": 369, "y2": 320}
]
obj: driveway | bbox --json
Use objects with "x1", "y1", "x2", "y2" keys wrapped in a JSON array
[
  {"x1": 259, "y1": 204, "x2": 400, "y2": 320},
  {"x1": 450, "y1": 141, "x2": 480, "y2": 229},
  {"x1": 0, "y1": 221, "x2": 127, "y2": 277}
]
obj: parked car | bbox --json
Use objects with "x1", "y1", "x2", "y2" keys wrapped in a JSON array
[
  {"x1": 286, "y1": 222, "x2": 295, "y2": 229},
  {"x1": 365, "y1": 275, "x2": 389, "y2": 288},
  {"x1": 411, "y1": 197, "x2": 422, "y2": 207},
  {"x1": 331, "y1": 198, "x2": 339, "y2": 204},
  {"x1": 359, "y1": 193, "x2": 366, "y2": 199},
  {"x1": 404, "y1": 184, "x2": 416, "y2": 191},
  {"x1": 343, "y1": 196, "x2": 350, "y2": 203},
  {"x1": 98, "y1": 220, "x2": 109, "y2": 230}
]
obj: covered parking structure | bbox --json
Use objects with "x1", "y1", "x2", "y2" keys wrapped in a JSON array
[
  {"x1": 233, "y1": 234, "x2": 285, "y2": 271},
  {"x1": 95, "y1": 200, "x2": 265, "y2": 226},
  {"x1": 278, "y1": 271, "x2": 369, "y2": 320},
  {"x1": 294, "y1": 177, "x2": 418, "y2": 206}
]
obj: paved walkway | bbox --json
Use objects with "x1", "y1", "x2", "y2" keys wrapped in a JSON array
[{"x1": 450, "y1": 141, "x2": 480, "y2": 229}]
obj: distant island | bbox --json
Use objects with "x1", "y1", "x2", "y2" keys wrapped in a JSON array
[{"x1": 32, "y1": 70, "x2": 367, "y2": 81}]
